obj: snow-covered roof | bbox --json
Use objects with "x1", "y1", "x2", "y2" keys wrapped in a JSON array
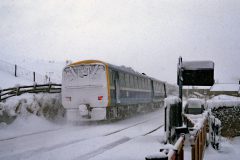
[
  {"x1": 164, "y1": 96, "x2": 181, "y2": 106},
  {"x1": 182, "y1": 61, "x2": 214, "y2": 70},
  {"x1": 183, "y1": 86, "x2": 211, "y2": 89},
  {"x1": 207, "y1": 95, "x2": 240, "y2": 108},
  {"x1": 210, "y1": 83, "x2": 240, "y2": 92},
  {"x1": 187, "y1": 98, "x2": 205, "y2": 105}
]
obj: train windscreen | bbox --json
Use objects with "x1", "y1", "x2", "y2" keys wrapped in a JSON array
[{"x1": 63, "y1": 64, "x2": 106, "y2": 86}]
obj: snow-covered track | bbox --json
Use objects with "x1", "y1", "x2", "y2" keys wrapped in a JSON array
[
  {"x1": 0, "y1": 128, "x2": 62, "y2": 142},
  {"x1": 0, "y1": 108, "x2": 165, "y2": 160},
  {"x1": 103, "y1": 118, "x2": 157, "y2": 136},
  {"x1": 143, "y1": 124, "x2": 164, "y2": 136}
]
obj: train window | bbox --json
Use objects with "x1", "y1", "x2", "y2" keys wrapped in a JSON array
[
  {"x1": 111, "y1": 71, "x2": 116, "y2": 86},
  {"x1": 143, "y1": 79, "x2": 145, "y2": 89},
  {"x1": 134, "y1": 76, "x2": 137, "y2": 88},
  {"x1": 148, "y1": 80, "x2": 151, "y2": 89},
  {"x1": 146, "y1": 79, "x2": 148, "y2": 89},
  {"x1": 137, "y1": 77, "x2": 140, "y2": 89},
  {"x1": 119, "y1": 73, "x2": 125, "y2": 87},
  {"x1": 142, "y1": 79, "x2": 144, "y2": 89},
  {"x1": 122, "y1": 73, "x2": 126, "y2": 87},
  {"x1": 139, "y1": 78, "x2": 142, "y2": 89},
  {"x1": 138, "y1": 78, "x2": 140, "y2": 89},
  {"x1": 125, "y1": 74, "x2": 129, "y2": 87},
  {"x1": 130, "y1": 75, "x2": 134, "y2": 88},
  {"x1": 143, "y1": 79, "x2": 147, "y2": 89}
]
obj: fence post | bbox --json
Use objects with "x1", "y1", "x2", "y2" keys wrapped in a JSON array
[
  {"x1": 48, "y1": 83, "x2": 52, "y2": 92},
  {"x1": 15, "y1": 64, "x2": 17, "y2": 77},
  {"x1": 0, "y1": 90, "x2": 2, "y2": 102},
  {"x1": 16, "y1": 86, "x2": 20, "y2": 96},
  {"x1": 33, "y1": 72, "x2": 36, "y2": 82}
]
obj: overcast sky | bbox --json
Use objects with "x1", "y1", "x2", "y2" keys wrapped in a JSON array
[{"x1": 0, "y1": 0, "x2": 240, "y2": 84}]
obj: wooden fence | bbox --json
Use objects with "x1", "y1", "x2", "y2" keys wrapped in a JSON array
[
  {"x1": 168, "y1": 134, "x2": 185, "y2": 160},
  {"x1": 145, "y1": 134, "x2": 185, "y2": 160},
  {"x1": 190, "y1": 119, "x2": 208, "y2": 160},
  {"x1": 0, "y1": 83, "x2": 61, "y2": 102}
]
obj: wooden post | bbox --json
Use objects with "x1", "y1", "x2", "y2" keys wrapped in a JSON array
[
  {"x1": 33, "y1": 72, "x2": 36, "y2": 82},
  {"x1": 15, "y1": 64, "x2": 17, "y2": 77},
  {"x1": 191, "y1": 144, "x2": 195, "y2": 160},
  {"x1": 16, "y1": 87, "x2": 20, "y2": 96},
  {"x1": 0, "y1": 90, "x2": 2, "y2": 102},
  {"x1": 48, "y1": 83, "x2": 52, "y2": 92},
  {"x1": 178, "y1": 57, "x2": 183, "y2": 126}
]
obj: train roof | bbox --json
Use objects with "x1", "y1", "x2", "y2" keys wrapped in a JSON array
[
  {"x1": 68, "y1": 60, "x2": 165, "y2": 83},
  {"x1": 69, "y1": 60, "x2": 107, "y2": 66}
]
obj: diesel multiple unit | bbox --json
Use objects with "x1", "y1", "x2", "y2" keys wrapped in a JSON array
[{"x1": 62, "y1": 60, "x2": 167, "y2": 121}]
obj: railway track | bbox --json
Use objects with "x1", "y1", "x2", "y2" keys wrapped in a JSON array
[
  {"x1": 74, "y1": 124, "x2": 164, "y2": 160},
  {"x1": 0, "y1": 110, "x2": 164, "y2": 160},
  {"x1": 0, "y1": 128, "x2": 62, "y2": 142}
]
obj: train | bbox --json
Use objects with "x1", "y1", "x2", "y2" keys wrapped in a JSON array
[{"x1": 62, "y1": 60, "x2": 175, "y2": 121}]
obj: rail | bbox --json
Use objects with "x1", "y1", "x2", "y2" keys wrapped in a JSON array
[{"x1": 0, "y1": 83, "x2": 61, "y2": 102}]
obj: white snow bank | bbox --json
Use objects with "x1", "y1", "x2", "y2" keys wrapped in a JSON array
[
  {"x1": 210, "y1": 83, "x2": 239, "y2": 92},
  {"x1": 184, "y1": 111, "x2": 208, "y2": 130},
  {"x1": 0, "y1": 115, "x2": 60, "y2": 140},
  {"x1": 186, "y1": 98, "x2": 204, "y2": 108},
  {"x1": 0, "y1": 93, "x2": 65, "y2": 123},
  {"x1": 164, "y1": 96, "x2": 181, "y2": 106},
  {"x1": 205, "y1": 137, "x2": 240, "y2": 160},
  {"x1": 210, "y1": 95, "x2": 240, "y2": 101},
  {"x1": 207, "y1": 95, "x2": 240, "y2": 109},
  {"x1": 0, "y1": 70, "x2": 32, "y2": 88}
]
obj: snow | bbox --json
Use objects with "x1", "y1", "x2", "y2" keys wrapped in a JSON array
[
  {"x1": 210, "y1": 83, "x2": 240, "y2": 92},
  {"x1": 0, "y1": 58, "x2": 64, "y2": 88},
  {"x1": 184, "y1": 111, "x2": 208, "y2": 130},
  {"x1": 0, "y1": 108, "x2": 166, "y2": 160},
  {"x1": 182, "y1": 61, "x2": 214, "y2": 70},
  {"x1": 0, "y1": 115, "x2": 61, "y2": 140},
  {"x1": 207, "y1": 95, "x2": 240, "y2": 108},
  {"x1": 186, "y1": 98, "x2": 204, "y2": 107},
  {"x1": 164, "y1": 96, "x2": 181, "y2": 106},
  {"x1": 205, "y1": 137, "x2": 240, "y2": 159},
  {"x1": 0, "y1": 70, "x2": 32, "y2": 88}
]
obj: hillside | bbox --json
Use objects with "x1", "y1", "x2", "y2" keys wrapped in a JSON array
[{"x1": 0, "y1": 58, "x2": 65, "y2": 88}]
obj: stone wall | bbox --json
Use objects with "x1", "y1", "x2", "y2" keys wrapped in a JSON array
[{"x1": 211, "y1": 106, "x2": 240, "y2": 137}]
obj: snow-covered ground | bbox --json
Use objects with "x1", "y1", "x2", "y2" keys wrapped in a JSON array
[
  {"x1": 0, "y1": 108, "x2": 166, "y2": 160},
  {"x1": 1, "y1": 104, "x2": 240, "y2": 160},
  {"x1": 0, "y1": 57, "x2": 65, "y2": 88},
  {"x1": 0, "y1": 70, "x2": 32, "y2": 88}
]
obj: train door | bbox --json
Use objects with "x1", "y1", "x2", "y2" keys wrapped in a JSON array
[{"x1": 115, "y1": 72, "x2": 120, "y2": 104}]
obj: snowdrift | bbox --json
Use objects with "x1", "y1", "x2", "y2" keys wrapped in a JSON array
[{"x1": 0, "y1": 93, "x2": 65, "y2": 125}]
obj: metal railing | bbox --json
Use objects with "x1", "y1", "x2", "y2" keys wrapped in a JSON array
[{"x1": 0, "y1": 83, "x2": 61, "y2": 102}]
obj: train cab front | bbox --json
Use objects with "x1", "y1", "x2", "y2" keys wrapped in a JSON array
[{"x1": 61, "y1": 60, "x2": 109, "y2": 123}]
